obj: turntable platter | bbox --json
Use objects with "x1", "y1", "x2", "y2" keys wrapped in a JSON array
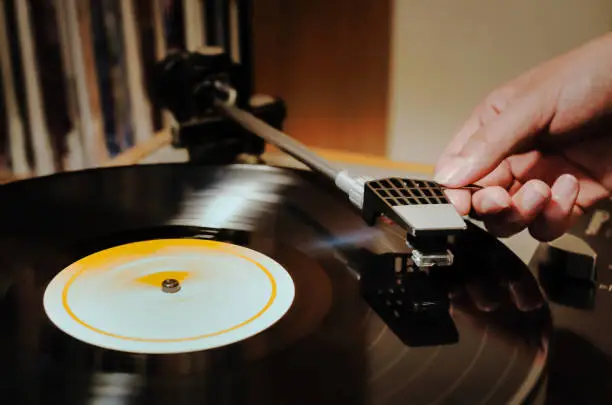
[{"x1": 0, "y1": 163, "x2": 550, "y2": 404}]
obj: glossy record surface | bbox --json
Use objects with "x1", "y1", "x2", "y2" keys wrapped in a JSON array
[{"x1": 0, "y1": 163, "x2": 550, "y2": 404}]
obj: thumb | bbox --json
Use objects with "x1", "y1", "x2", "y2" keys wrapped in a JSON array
[{"x1": 434, "y1": 95, "x2": 552, "y2": 187}]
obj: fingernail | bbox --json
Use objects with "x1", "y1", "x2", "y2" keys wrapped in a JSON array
[
  {"x1": 552, "y1": 174, "x2": 578, "y2": 204},
  {"x1": 445, "y1": 190, "x2": 460, "y2": 207},
  {"x1": 522, "y1": 182, "x2": 549, "y2": 211},
  {"x1": 480, "y1": 193, "x2": 510, "y2": 212},
  {"x1": 434, "y1": 158, "x2": 469, "y2": 185}
]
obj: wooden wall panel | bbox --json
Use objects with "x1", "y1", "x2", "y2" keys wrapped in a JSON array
[{"x1": 252, "y1": 0, "x2": 391, "y2": 156}]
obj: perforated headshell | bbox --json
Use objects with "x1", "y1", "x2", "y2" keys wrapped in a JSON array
[{"x1": 362, "y1": 178, "x2": 466, "y2": 238}]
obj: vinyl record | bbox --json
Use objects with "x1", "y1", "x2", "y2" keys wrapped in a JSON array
[
  {"x1": 529, "y1": 197, "x2": 612, "y2": 404},
  {"x1": 0, "y1": 163, "x2": 550, "y2": 405}
]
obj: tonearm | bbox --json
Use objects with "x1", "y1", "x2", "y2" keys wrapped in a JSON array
[{"x1": 153, "y1": 48, "x2": 468, "y2": 269}]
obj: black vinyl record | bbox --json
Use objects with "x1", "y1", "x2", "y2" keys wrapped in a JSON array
[
  {"x1": 0, "y1": 164, "x2": 550, "y2": 404},
  {"x1": 529, "y1": 197, "x2": 612, "y2": 405}
]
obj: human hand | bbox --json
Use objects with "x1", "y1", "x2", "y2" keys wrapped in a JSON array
[{"x1": 434, "y1": 33, "x2": 612, "y2": 241}]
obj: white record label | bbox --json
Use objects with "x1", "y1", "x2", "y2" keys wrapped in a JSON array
[{"x1": 43, "y1": 239, "x2": 295, "y2": 354}]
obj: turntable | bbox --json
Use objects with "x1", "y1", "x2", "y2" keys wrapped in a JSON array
[{"x1": 0, "y1": 2, "x2": 610, "y2": 404}]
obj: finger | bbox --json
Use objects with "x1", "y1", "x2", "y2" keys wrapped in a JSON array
[
  {"x1": 437, "y1": 94, "x2": 512, "y2": 170},
  {"x1": 528, "y1": 174, "x2": 579, "y2": 242},
  {"x1": 442, "y1": 160, "x2": 515, "y2": 217},
  {"x1": 434, "y1": 94, "x2": 554, "y2": 187},
  {"x1": 508, "y1": 179, "x2": 523, "y2": 195},
  {"x1": 437, "y1": 78, "x2": 532, "y2": 171},
  {"x1": 471, "y1": 186, "x2": 512, "y2": 215},
  {"x1": 483, "y1": 179, "x2": 551, "y2": 237},
  {"x1": 441, "y1": 161, "x2": 515, "y2": 220},
  {"x1": 436, "y1": 107, "x2": 485, "y2": 170},
  {"x1": 570, "y1": 205, "x2": 584, "y2": 227},
  {"x1": 473, "y1": 160, "x2": 515, "y2": 190},
  {"x1": 444, "y1": 189, "x2": 472, "y2": 216},
  {"x1": 507, "y1": 152, "x2": 609, "y2": 210}
]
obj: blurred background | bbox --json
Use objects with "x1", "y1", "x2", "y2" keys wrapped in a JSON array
[{"x1": 0, "y1": 0, "x2": 611, "y2": 181}]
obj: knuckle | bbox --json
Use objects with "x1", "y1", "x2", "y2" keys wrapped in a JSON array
[{"x1": 484, "y1": 86, "x2": 516, "y2": 113}]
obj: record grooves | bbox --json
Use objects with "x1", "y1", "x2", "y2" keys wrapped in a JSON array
[{"x1": 0, "y1": 164, "x2": 550, "y2": 404}]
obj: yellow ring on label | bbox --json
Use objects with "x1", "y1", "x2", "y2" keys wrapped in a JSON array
[{"x1": 60, "y1": 239, "x2": 277, "y2": 342}]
